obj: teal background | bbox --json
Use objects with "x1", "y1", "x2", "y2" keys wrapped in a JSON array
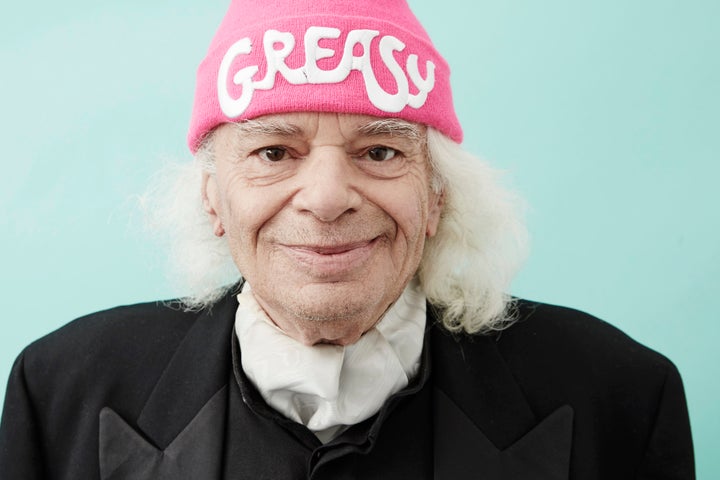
[{"x1": 1, "y1": 0, "x2": 717, "y2": 475}]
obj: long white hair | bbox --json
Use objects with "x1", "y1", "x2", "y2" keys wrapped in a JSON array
[{"x1": 142, "y1": 128, "x2": 528, "y2": 334}]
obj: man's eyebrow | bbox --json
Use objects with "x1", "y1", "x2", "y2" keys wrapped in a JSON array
[
  {"x1": 232, "y1": 119, "x2": 303, "y2": 137},
  {"x1": 356, "y1": 119, "x2": 424, "y2": 141},
  {"x1": 229, "y1": 117, "x2": 424, "y2": 140}
]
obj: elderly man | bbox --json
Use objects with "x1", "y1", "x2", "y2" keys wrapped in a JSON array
[{"x1": 0, "y1": 0, "x2": 693, "y2": 479}]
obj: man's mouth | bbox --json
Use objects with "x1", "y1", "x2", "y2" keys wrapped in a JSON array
[
  {"x1": 294, "y1": 240, "x2": 375, "y2": 255},
  {"x1": 280, "y1": 238, "x2": 380, "y2": 277}
]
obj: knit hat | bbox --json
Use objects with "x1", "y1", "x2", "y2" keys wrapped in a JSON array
[{"x1": 187, "y1": 0, "x2": 462, "y2": 152}]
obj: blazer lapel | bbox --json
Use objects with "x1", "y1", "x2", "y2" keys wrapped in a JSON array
[
  {"x1": 99, "y1": 287, "x2": 241, "y2": 480},
  {"x1": 431, "y1": 319, "x2": 574, "y2": 480},
  {"x1": 98, "y1": 387, "x2": 227, "y2": 480}
]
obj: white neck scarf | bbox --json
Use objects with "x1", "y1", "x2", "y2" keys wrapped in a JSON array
[{"x1": 235, "y1": 279, "x2": 427, "y2": 443}]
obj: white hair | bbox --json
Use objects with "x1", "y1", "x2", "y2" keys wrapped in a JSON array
[
  {"x1": 421, "y1": 128, "x2": 528, "y2": 333},
  {"x1": 142, "y1": 127, "x2": 528, "y2": 333}
]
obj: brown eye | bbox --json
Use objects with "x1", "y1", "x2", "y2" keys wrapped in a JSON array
[
  {"x1": 258, "y1": 147, "x2": 288, "y2": 162},
  {"x1": 366, "y1": 146, "x2": 398, "y2": 162}
]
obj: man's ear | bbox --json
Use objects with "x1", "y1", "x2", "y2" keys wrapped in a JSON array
[
  {"x1": 201, "y1": 172, "x2": 225, "y2": 237},
  {"x1": 426, "y1": 189, "x2": 445, "y2": 238}
]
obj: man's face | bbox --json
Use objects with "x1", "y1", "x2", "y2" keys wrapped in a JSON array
[{"x1": 203, "y1": 113, "x2": 443, "y2": 345}]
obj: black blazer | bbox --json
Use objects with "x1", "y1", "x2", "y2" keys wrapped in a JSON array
[{"x1": 0, "y1": 291, "x2": 694, "y2": 479}]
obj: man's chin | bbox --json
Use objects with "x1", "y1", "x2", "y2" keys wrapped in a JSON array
[
  {"x1": 251, "y1": 278, "x2": 393, "y2": 340},
  {"x1": 286, "y1": 297, "x2": 373, "y2": 324}
]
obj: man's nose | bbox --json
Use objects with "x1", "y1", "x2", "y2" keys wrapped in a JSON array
[{"x1": 291, "y1": 149, "x2": 363, "y2": 222}]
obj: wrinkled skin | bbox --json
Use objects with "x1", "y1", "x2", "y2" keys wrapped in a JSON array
[{"x1": 203, "y1": 112, "x2": 443, "y2": 345}]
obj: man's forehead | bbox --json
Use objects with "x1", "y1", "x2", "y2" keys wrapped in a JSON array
[{"x1": 229, "y1": 113, "x2": 426, "y2": 141}]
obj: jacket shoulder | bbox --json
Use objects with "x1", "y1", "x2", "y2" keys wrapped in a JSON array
[
  {"x1": 17, "y1": 300, "x2": 201, "y2": 413},
  {"x1": 24, "y1": 300, "x2": 196, "y2": 366},
  {"x1": 503, "y1": 299, "x2": 676, "y2": 371},
  {"x1": 494, "y1": 299, "x2": 684, "y2": 419},
  {"x1": 500, "y1": 300, "x2": 694, "y2": 478}
]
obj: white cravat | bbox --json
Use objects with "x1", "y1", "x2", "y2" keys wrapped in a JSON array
[{"x1": 235, "y1": 279, "x2": 427, "y2": 443}]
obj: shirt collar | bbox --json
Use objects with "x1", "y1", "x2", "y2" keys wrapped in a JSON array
[{"x1": 234, "y1": 279, "x2": 427, "y2": 442}]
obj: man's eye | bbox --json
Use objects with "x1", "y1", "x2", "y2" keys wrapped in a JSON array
[
  {"x1": 365, "y1": 146, "x2": 398, "y2": 162},
  {"x1": 257, "y1": 147, "x2": 288, "y2": 162}
]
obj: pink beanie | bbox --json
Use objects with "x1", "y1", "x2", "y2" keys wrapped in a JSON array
[{"x1": 187, "y1": 0, "x2": 463, "y2": 153}]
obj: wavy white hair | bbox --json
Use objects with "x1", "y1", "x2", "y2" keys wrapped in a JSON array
[{"x1": 142, "y1": 127, "x2": 528, "y2": 334}]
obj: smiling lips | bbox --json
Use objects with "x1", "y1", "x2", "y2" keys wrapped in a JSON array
[
  {"x1": 294, "y1": 241, "x2": 373, "y2": 255},
  {"x1": 282, "y1": 238, "x2": 379, "y2": 277}
]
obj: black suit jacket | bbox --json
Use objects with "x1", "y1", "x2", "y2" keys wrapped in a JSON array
[{"x1": 0, "y1": 291, "x2": 694, "y2": 479}]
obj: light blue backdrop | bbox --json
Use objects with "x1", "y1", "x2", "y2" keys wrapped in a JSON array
[{"x1": 1, "y1": 0, "x2": 717, "y2": 476}]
